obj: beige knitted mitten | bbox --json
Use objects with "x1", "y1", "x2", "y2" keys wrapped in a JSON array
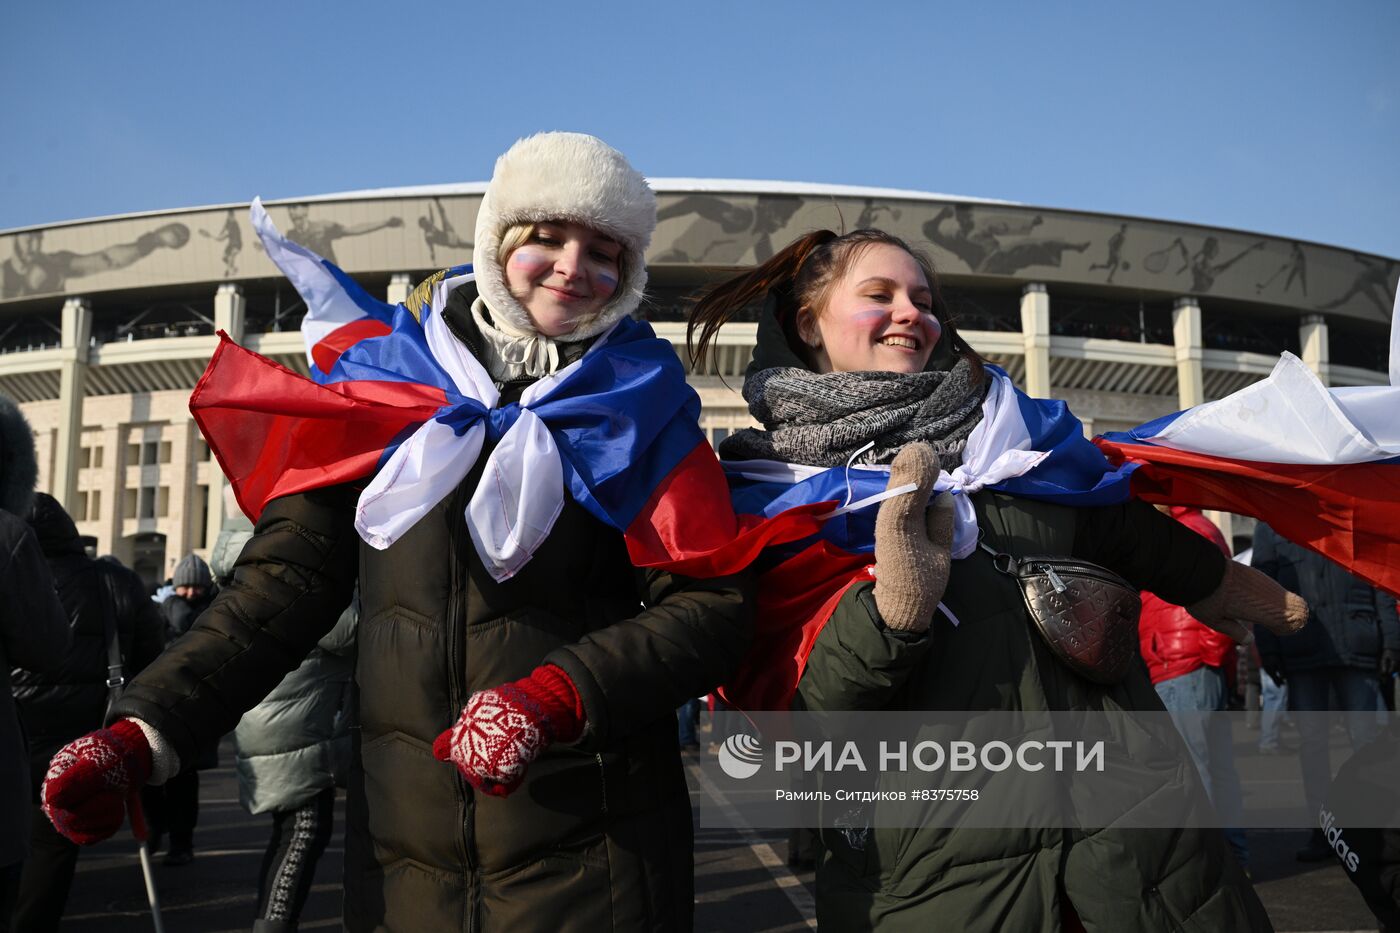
[
  {"x1": 1186, "y1": 560, "x2": 1310, "y2": 644},
  {"x1": 872, "y1": 443, "x2": 955, "y2": 633}
]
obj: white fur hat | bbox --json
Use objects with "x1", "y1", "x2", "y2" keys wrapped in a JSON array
[{"x1": 473, "y1": 132, "x2": 656, "y2": 342}]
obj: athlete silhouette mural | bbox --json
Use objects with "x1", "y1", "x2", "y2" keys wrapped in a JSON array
[
  {"x1": 1256, "y1": 242, "x2": 1308, "y2": 297},
  {"x1": 1, "y1": 223, "x2": 190, "y2": 299},
  {"x1": 1089, "y1": 223, "x2": 1130, "y2": 284},
  {"x1": 417, "y1": 197, "x2": 473, "y2": 264},
  {"x1": 1320, "y1": 254, "x2": 1398, "y2": 315},
  {"x1": 922, "y1": 205, "x2": 1090, "y2": 275},
  {"x1": 199, "y1": 210, "x2": 243, "y2": 278},
  {"x1": 283, "y1": 204, "x2": 402, "y2": 265},
  {"x1": 653, "y1": 194, "x2": 804, "y2": 264}
]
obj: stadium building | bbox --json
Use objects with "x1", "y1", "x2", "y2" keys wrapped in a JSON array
[{"x1": 2, "y1": 181, "x2": 1395, "y2": 585}]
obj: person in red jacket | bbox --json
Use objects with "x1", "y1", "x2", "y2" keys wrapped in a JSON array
[{"x1": 1139, "y1": 506, "x2": 1250, "y2": 870}]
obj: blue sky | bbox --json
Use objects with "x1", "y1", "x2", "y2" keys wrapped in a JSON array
[{"x1": 3, "y1": 1, "x2": 1397, "y2": 256}]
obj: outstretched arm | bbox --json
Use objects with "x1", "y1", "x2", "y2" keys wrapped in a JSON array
[{"x1": 341, "y1": 217, "x2": 404, "y2": 236}]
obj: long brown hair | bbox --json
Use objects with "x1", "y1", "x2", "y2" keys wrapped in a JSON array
[{"x1": 687, "y1": 228, "x2": 984, "y2": 380}]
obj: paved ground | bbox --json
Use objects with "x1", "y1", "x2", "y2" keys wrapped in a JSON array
[{"x1": 48, "y1": 735, "x2": 1384, "y2": 932}]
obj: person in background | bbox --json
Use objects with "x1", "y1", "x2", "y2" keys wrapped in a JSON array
[
  {"x1": 210, "y1": 491, "x2": 357, "y2": 933},
  {"x1": 145, "y1": 553, "x2": 217, "y2": 866},
  {"x1": 677, "y1": 695, "x2": 702, "y2": 752},
  {"x1": 1253, "y1": 521, "x2": 1400, "y2": 862},
  {"x1": 10, "y1": 493, "x2": 162, "y2": 932},
  {"x1": 1138, "y1": 506, "x2": 1249, "y2": 870},
  {"x1": 0, "y1": 396, "x2": 68, "y2": 933}
]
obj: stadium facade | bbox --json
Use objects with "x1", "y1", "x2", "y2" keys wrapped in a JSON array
[{"x1": 2, "y1": 181, "x2": 1395, "y2": 585}]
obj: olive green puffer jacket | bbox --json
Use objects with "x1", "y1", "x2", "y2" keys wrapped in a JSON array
[
  {"x1": 113, "y1": 287, "x2": 754, "y2": 932},
  {"x1": 796, "y1": 491, "x2": 1272, "y2": 932}
]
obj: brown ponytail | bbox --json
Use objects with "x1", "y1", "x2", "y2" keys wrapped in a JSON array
[{"x1": 686, "y1": 230, "x2": 838, "y2": 370}]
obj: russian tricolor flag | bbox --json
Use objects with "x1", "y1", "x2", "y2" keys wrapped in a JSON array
[
  {"x1": 1095, "y1": 340, "x2": 1400, "y2": 598},
  {"x1": 192, "y1": 202, "x2": 819, "y2": 582}
]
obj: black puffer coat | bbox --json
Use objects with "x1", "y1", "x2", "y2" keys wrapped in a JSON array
[
  {"x1": 12, "y1": 493, "x2": 165, "y2": 791},
  {"x1": 0, "y1": 508, "x2": 69, "y2": 866},
  {"x1": 1252, "y1": 521, "x2": 1400, "y2": 674},
  {"x1": 112, "y1": 287, "x2": 754, "y2": 931}
]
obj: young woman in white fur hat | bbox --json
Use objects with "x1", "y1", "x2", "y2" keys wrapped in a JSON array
[{"x1": 40, "y1": 133, "x2": 752, "y2": 932}]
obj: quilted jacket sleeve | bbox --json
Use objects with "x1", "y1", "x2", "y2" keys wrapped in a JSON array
[
  {"x1": 110, "y1": 484, "x2": 360, "y2": 770},
  {"x1": 794, "y1": 581, "x2": 933, "y2": 713},
  {"x1": 0, "y1": 512, "x2": 70, "y2": 674},
  {"x1": 543, "y1": 567, "x2": 754, "y2": 749},
  {"x1": 1073, "y1": 499, "x2": 1227, "y2": 607}
]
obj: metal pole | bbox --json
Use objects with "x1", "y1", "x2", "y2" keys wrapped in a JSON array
[{"x1": 129, "y1": 793, "x2": 166, "y2": 933}]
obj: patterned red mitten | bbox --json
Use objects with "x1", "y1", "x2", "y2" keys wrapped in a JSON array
[
  {"x1": 433, "y1": 665, "x2": 584, "y2": 798},
  {"x1": 42, "y1": 719, "x2": 153, "y2": 845}
]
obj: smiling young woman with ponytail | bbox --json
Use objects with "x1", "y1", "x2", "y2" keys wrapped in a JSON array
[{"x1": 690, "y1": 227, "x2": 1303, "y2": 932}]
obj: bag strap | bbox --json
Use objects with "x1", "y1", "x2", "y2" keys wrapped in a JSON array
[{"x1": 96, "y1": 566, "x2": 125, "y2": 726}]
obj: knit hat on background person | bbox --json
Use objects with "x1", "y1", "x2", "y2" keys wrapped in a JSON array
[
  {"x1": 172, "y1": 553, "x2": 213, "y2": 589},
  {"x1": 472, "y1": 132, "x2": 656, "y2": 343},
  {"x1": 0, "y1": 393, "x2": 38, "y2": 517}
]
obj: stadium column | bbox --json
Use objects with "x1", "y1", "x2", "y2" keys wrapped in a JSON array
[
  {"x1": 206, "y1": 284, "x2": 246, "y2": 553},
  {"x1": 215, "y1": 283, "x2": 246, "y2": 342},
  {"x1": 1299, "y1": 314, "x2": 1329, "y2": 386},
  {"x1": 1172, "y1": 297, "x2": 1205, "y2": 409},
  {"x1": 1020, "y1": 283, "x2": 1051, "y2": 397},
  {"x1": 1173, "y1": 297, "x2": 1232, "y2": 541},
  {"x1": 387, "y1": 273, "x2": 413, "y2": 306},
  {"x1": 54, "y1": 296, "x2": 92, "y2": 514}
]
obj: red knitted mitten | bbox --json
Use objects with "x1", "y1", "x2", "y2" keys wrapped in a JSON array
[
  {"x1": 433, "y1": 665, "x2": 584, "y2": 798},
  {"x1": 42, "y1": 719, "x2": 153, "y2": 845}
]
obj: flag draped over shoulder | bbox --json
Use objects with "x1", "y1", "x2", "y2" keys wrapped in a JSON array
[
  {"x1": 1095, "y1": 315, "x2": 1400, "y2": 599},
  {"x1": 723, "y1": 289, "x2": 1400, "y2": 709},
  {"x1": 191, "y1": 202, "x2": 820, "y2": 582},
  {"x1": 719, "y1": 369, "x2": 1135, "y2": 710}
]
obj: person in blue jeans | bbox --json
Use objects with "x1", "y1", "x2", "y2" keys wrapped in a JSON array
[
  {"x1": 1257, "y1": 667, "x2": 1289, "y2": 753},
  {"x1": 1253, "y1": 521, "x2": 1400, "y2": 861},
  {"x1": 1140, "y1": 508, "x2": 1248, "y2": 868},
  {"x1": 677, "y1": 696, "x2": 702, "y2": 751}
]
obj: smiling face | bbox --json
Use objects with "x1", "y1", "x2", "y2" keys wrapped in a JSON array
[
  {"x1": 502, "y1": 220, "x2": 622, "y2": 337},
  {"x1": 796, "y1": 243, "x2": 942, "y2": 374}
]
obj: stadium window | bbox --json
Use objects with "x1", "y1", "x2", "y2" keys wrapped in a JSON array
[
  {"x1": 195, "y1": 438, "x2": 212, "y2": 462},
  {"x1": 90, "y1": 490, "x2": 101, "y2": 521},
  {"x1": 123, "y1": 488, "x2": 138, "y2": 519},
  {"x1": 76, "y1": 492, "x2": 88, "y2": 522},
  {"x1": 159, "y1": 441, "x2": 172, "y2": 464},
  {"x1": 142, "y1": 441, "x2": 158, "y2": 466},
  {"x1": 93, "y1": 446, "x2": 103, "y2": 469},
  {"x1": 156, "y1": 486, "x2": 170, "y2": 518},
  {"x1": 139, "y1": 486, "x2": 156, "y2": 520},
  {"x1": 710, "y1": 427, "x2": 730, "y2": 448},
  {"x1": 192, "y1": 485, "x2": 210, "y2": 548},
  {"x1": 80, "y1": 447, "x2": 92, "y2": 469},
  {"x1": 126, "y1": 443, "x2": 141, "y2": 466}
]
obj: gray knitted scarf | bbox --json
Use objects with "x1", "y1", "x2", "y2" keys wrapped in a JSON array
[{"x1": 720, "y1": 358, "x2": 986, "y2": 467}]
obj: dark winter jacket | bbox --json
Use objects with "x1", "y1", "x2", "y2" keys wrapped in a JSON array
[
  {"x1": 796, "y1": 491, "x2": 1270, "y2": 932},
  {"x1": 1252, "y1": 522, "x2": 1400, "y2": 674},
  {"x1": 738, "y1": 299, "x2": 1267, "y2": 930},
  {"x1": 212, "y1": 512, "x2": 358, "y2": 815},
  {"x1": 160, "y1": 584, "x2": 215, "y2": 643},
  {"x1": 112, "y1": 283, "x2": 754, "y2": 932},
  {"x1": 1318, "y1": 719, "x2": 1400, "y2": 929},
  {"x1": 1138, "y1": 507, "x2": 1236, "y2": 685},
  {"x1": 0, "y1": 509, "x2": 69, "y2": 866},
  {"x1": 12, "y1": 493, "x2": 164, "y2": 792}
]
